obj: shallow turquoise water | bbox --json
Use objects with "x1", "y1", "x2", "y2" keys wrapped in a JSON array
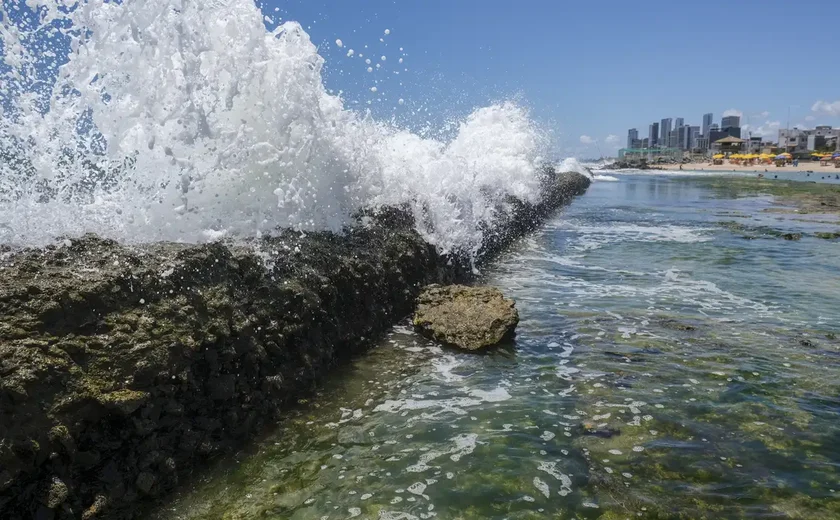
[{"x1": 155, "y1": 175, "x2": 840, "y2": 520}]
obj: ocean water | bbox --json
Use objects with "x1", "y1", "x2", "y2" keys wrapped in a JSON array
[{"x1": 152, "y1": 175, "x2": 840, "y2": 519}]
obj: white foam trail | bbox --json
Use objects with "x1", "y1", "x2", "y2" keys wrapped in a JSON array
[
  {"x1": 568, "y1": 223, "x2": 713, "y2": 252},
  {"x1": 0, "y1": 0, "x2": 547, "y2": 255},
  {"x1": 405, "y1": 433, "x2": 478, "y2": 473},
  {"x1": 593, "y1": 174, "x2": 619, "y2": 182}
]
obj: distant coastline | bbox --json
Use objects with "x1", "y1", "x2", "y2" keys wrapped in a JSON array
[
  {"x1": 658, "y1": 162, "x2": 840, "y2": 176},
  {"x1": 601, "y1": 160, "x2": 840, "y2": 176}
]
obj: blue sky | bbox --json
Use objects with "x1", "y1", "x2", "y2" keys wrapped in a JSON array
[{"x1": 262, "y1": 0, "x2": 840, "y2": 158}]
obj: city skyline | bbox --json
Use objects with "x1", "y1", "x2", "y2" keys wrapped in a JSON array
[
  {"x1": 625, "y1": 109, "x2": 840, "y2": 156},
  {"x1": 626, "y1": 111, "x2": 737, "y2": 152},
  {"x1": 600, "y1": 103, "x2": 840, "y2": 157}
]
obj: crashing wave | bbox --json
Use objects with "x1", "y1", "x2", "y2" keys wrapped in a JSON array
[{"x1": 0, "y1": 0, "x2": 548, "y2": 256}]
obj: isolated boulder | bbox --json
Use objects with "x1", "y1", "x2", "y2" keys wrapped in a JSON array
[{"x1": 413, "y1": 284, "x2": 519, "y2": 351}]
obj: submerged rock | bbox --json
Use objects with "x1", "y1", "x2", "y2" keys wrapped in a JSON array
[
  {"x1": 413, "y1": 284, "x2": 519, "y2": 351},
  {"x1": 580, "y1": 422, "x2": 620, "y2": 438},
  {"x1": 815, "y1": 231, "x2": 840, "y2": 240}
]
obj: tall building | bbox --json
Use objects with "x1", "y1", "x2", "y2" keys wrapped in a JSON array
[
  {"x1": 668, "y1": 128, "x2": 679, "y2": 148},
  {"x1": 721, "y1": 115, "x2": 741, "y2": 129},
  {"x1": 649, "y1": 122, "x2": 659, "y2": 147},
  {"x1": 627, "y1": 128, "x2": 638, "y2": 148},
  {"x1": 702, "y1": 113, "x2": 713, "y2": 137},
  {"x1": 689, "y1": 126, "x2": 701, "y2": 150},
  {"x1": 675, "y1": 117, "x2": 684, "y2": 129},
  {"x1": 660, "y1": 118, "x2": 672, "y2": 146},
  {"x1": 709, "y1": 126, "x2": 741, "y2": 144},
  {"x1": 677, "y1": 125, "x2": 691, "y2": 150}
]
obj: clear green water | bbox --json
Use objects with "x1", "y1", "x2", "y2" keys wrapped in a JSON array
[{"x1": 155, "y1": 175, "x2": 840, "y2": 520}]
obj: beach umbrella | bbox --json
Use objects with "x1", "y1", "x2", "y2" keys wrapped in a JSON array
[
  {"x1": 775, "y1": 154, "x2": 788, "y2": 160},
  {"x1": 713, "y1": 154, "x2": 724, "y2": 159},
  {"x1": 833, "y1": 152, "x2": 840, "y2": 158}
]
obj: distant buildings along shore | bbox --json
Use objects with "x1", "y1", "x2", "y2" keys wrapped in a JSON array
[{"x1": 623, "y1": 113, "x2": 840, "y2": 157}]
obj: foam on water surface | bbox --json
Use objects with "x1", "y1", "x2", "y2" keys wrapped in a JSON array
[
  {"x1": 593, "y1": 174, "x2": 619, "y2": 182},
  {"x1": 1, "y1": 0, "x2": 546, "y2": 255},
  {"x1": 568, "y1": 223, "x2": 714, "y2": 252}
]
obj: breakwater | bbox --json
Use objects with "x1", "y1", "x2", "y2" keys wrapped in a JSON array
[{"x1": 0, "y1": 170, "x2": 590, "y2": 520}]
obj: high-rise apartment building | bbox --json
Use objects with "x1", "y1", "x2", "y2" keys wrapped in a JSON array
[
  {"x1": 689, "y1": 126, "x2": 701, "y2": 149},
  {"x1": 677, "y1": 125, "x2": 691, "y2": 150},
  {"x1": 649, "y1": 122, "x2": 659, "y2": 147},
  {"x1": 721, "y1": 115, "x2": 741, "y2": 129},
  {"x1": 627, "y1": 128, "x2": 638, "y2": 148},
  {"x1": 660, "y1": 118, "x2": 672, "y2": 146},
  {"x1": 702, "y1": 113, "x2": 713, "y2": 137},
  {"x1": 668, "y1": 128, "x2": 679, "y2": 148}
]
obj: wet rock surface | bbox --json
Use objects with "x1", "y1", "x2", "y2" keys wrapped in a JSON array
[
  {"x1": 0, "y1": 170, "x2": 589, "y2": 519},
  {"x1": 413, "y1": 285, "x2": 519, "y2": 351}
]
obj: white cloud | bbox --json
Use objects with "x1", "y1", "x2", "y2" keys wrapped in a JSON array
[
  {"x1": 759, "y1": 111, "x2": 770, "y2": 118},
  {"x1": 723, "y1": 108, "x2": 743, "y2": 118},
  {"x1": 742, "y1": 120, "x2": 781, "y2": 139},
  {"x1": 605, "y1": 134, "x2": 620, "y2": 145},
  {"x1": 812, "y1": 100, "x2": 840, "y2": 117},
  {"x1": 579, "y1": 135, "x2": 595, "y2": 144},
  {"x1": 805, "y1": 115, "x2": 816, "y2": 121}
]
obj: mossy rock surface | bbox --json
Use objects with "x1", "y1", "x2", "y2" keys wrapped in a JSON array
[
  {"x1": 413, "y1": 284, "x2": 519, "y2": 351},
  {"x1": 0, "y1": 172, "x2": 591, "y2": 519}
]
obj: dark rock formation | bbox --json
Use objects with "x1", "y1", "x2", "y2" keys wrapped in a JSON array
[
  {"x1": 0, "y1": 170, "x2": 590, "y2": 519},
  {"x1": 413, "y1": 285, "x2": 518, "y2": 351},
  {"x1": 603, "y1": 159, "x2": 665, "y2": 171}
]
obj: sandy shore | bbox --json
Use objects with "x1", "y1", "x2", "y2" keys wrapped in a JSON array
[{"x1": 660, "y1": 162, "x2": 840, "y2": 174}]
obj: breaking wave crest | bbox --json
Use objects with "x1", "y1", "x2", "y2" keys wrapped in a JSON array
[{"x1": 0, "y1": 0, "x2": 547, "y2": 255}]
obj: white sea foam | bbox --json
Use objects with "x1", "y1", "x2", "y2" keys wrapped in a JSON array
[
  {"x1": 373, "y1": 384, "x2": 510, "y2": 420},
  {"x1": 536, "y1": 462, "x2": 572, "y2": 496},
  {"x1": 557, "y1": 157, "x2": 589, "y2": 175},
  {"x1": 533, "y1": 477, "x2": 550, "y2": 498},
  {"x1": 0, "y1": 0, "x2": 547, "y2": 255},
  {"x1": 569, "y1": 223, "x2": 713, "y2": 252},
  {"x1": 466, "y1": 387, "x2": 511, "y2": 403},
  {"x1": 405, "y1": 433, "x2": 478, "y2": 473},
  {"x1": 431, "y1": 355, "x2": 466, "y2": 383},
  {"x1": 593, "y1": 174, "x2": 619, "y2": 182}
]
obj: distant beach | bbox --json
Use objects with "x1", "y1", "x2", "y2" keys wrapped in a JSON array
[{"x1": 660, "y1": 161, "x2": 840, "y2": 175}]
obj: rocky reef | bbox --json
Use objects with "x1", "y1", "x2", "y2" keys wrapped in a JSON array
[
  {"x1": 413, "y1": 285, "x2": 519, "y2": 351},
  {"x1": 0, "y1": 170, "x2": 590, "y2": 519}
]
